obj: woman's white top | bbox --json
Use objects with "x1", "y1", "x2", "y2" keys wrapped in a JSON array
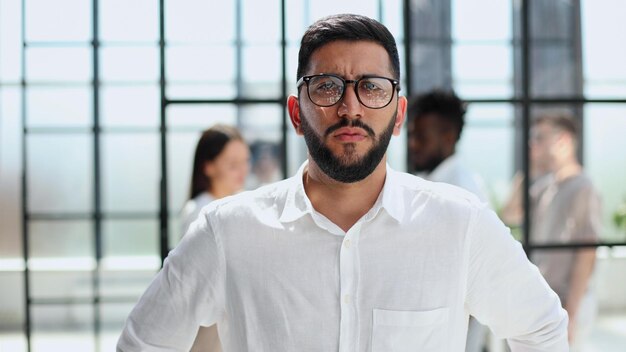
[{"x1": 180, "y1": 192, "x2": 215, "y2": 239}]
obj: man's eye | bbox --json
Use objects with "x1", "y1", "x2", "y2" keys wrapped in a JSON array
[
  {"x1": 361, "y1": 81, "x2": 382, "y2": 91},
  {"x1": 316, "y1": 81, "x2": 339, "y2": 91}
]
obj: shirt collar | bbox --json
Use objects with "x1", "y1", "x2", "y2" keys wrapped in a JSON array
[
  {"x1": 278, "y1": 161, "x2": 313, "y2": 223},
  {"x1": 380, "y1": 164, "x2": 404, "y2": 223},
  {"x1": 278, "y1": 160, "x2": 404, "y2": 224}
]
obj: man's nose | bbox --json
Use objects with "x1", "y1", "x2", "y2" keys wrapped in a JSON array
[{"x1": 337, "y1": 85, "x2": 364, "y2": 119}]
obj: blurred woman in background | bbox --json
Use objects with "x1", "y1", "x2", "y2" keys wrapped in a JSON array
[
  {"x1": 180, "y1": 124, "x2": 250, "y2": 352},
  {"x1": 181, "y1": 124, "x2": 250, "y2": 236}
]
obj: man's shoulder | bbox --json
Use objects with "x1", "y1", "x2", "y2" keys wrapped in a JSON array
[
  {"x1": 220, "y1": 178, "x2": 291, "y2": 207},
  {"x1": 199, "y1": 177, "x2": 293, "y2": 221},
  {"x1": 391, "y1": 169, "x2": 485, "y2": 209}
]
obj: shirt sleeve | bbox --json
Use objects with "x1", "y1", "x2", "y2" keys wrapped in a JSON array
[
  {"x1": 117, "y1": 209, "x2": 226, "y2": 352},
  {"x1": 465, "y1": 206, "x2": 569, "y2": 351}
]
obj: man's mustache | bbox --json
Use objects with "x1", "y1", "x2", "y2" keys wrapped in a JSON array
[{"x1": 324, "y1": 118, "x2": 376, "y2": 138}]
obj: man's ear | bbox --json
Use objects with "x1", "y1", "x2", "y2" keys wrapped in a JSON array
[
  {"x1": 393, "y1": 96, "x2": 408, "y2": 136},
  {"x1": 287, "y1": 95, "x2": 303, "y2": 135}
]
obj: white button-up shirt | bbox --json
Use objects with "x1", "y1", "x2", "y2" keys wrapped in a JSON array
[{"x1": 118, "y1": 162, "x2": 568, "y2": 352}]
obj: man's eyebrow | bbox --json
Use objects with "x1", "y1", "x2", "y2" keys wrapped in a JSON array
[{"x1": 310, "y1": 72, "x2": 389, "y2": 78}]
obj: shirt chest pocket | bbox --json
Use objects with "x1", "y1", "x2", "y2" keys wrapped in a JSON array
[{"x1": 371, "y1": 307, "x2": 449, "y2": 352}]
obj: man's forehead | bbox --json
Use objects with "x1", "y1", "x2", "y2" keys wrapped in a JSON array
[
  {"x1": 533, "y1": 121, "x2": 558, "y2": 132},
  {"x1": 306, "y1": 40, "x2": 393, "y2": 76}
]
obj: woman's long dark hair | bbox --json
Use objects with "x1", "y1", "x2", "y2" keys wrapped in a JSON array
[{"x1": 189, "y1": 124, "x2": 243, "y2": 200}]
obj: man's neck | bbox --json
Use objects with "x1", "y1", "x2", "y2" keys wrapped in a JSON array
[
  {"x1": 303, "y1": 158, "x2": 387, "y2": 232},
  {"x1": 552, "y1": 157, "x2": 582, "y2": 183}
]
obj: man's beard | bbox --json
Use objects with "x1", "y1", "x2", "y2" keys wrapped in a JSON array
[{"x1": 300, "y1": 111, "x2": 396, "y2": 183}]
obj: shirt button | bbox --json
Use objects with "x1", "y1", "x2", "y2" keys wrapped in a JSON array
[
  {"x1": 344, "y1": 239, "x2": 351, "y2": 249},
  {"x1": 343, "y1": 294, "x2": 351, "y2": 304}
]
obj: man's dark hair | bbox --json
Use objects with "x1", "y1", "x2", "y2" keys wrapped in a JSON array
[
  {"x1": 533, "y1": 112, "x2": 580, "y2": 139},
  {"x1": 408, "y1": 89, "x2": 467, "y2": 141},
  {"x1": 296, "y1": 14, "x2": 400, "y2": 81}
]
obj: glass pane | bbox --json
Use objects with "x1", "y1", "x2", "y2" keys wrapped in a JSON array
[
  {"x1": 27, "y1": 86, "x2": 92, "y2": 127},
  {"x1": 591, "y1": 247, "x2": 626, "y2": 349},
  {"x1": 166, "y1": 83, "x2": 237, "y2": 100},
  {"x1": 242, "y1": 0, "x2": 280, "y2": 43},
  {"x1": 100, "y1": 303, "x2": 136, "y2": 352},
  {"x1": 102, "y1": 219, "x2": 158, "y2": 259},
  {"x1": 26, "y1": 47, "x2": 92, "y2": 83},
  {"x1": 286, "y1": 45, "x2": 299, "y2": 93},
  {"x1": 381, "y1": 0, "x2": 404, "y2": 39},
  {"x1": 530, "y1": 46, "x2": 580, "y2": 97},
  {"x1": 165, "y1": 0, "x2": 235, "y2": 44},
  {"x1": 308, "y1": 0, "x2": 378, "y2": 21},
  {"x1": 101, "y1": 85, "x2": 159, "y2": 127},
  {"x1": 242, "y1": 45, "x2": 281, "y2": 98},
  {"x1": 0, "y1": 271, "x2": 25, "y2": 347},
  {"x1": 410, "y1": 0, "x2": 451, "y2": 38},
  {"x1": 584, "y1": 104, "x2": 626, "y2": 242},
  {"x1": 101, "y1": 133, "x2": 159, "y2": 212},
  {"x1": 167, "y1": 131, "x2": 202, "y2": 217},
  {"x1": 529, "y1": 1, "x2": 575, "y2": 41},
  {"x1": 0, "y1": 331, "x2": 26, "y2": 352},
  {"x1": 166, "y1": 104, "x2": 237, "y2": 128},
  {"x1": 452, "y1": 0, "x2": 511, "y2": 41},
  {"x1": 0, "y1": 88, "x2": 23, "y2": 260},
  {"x1": 0, "y1": 0, "x2": 22, "y2": 83},
  {"x1": 27, "y1": 134, "x2": 93, "y2": 213},
  {"x1": 525, "y1": 1, "x2": 582, "y2": 98},
  {"x1": 30, "y1": 271, "x2": 93, "y2": 299},
  {"x1": 100, "y1": 46, "x2": 159, "y2": 82},
  {"x1": 409, "y1": 43, "x2": 451, "y2": 93},
  {"x1": 31, "y1": 304, "x2": 94, "y2": 352},
  {"x1": 28, "y1": 220, "x2": 94, "y2": 300},
  {"x1": 25, "y1": 0, "x2": 91, "y2": 42},
  {"x1": 452, "y1": 44, "x2": 512, "y2": 99},
  {"x1": 100, "y1": 0, "x2": 158, "y2": 42},
  {"x1": 285, "y1": 1, "x2": 307, "y2": 44},
  {"x1": 240, "y1": 104, "x2": 282, "y2": 143},
  {"x1": 582, "y1": 0, "x2": 626, "y2": 98},
  {"x1": 166, "y1": 45, "x2": 235, "y2": 82},
  {"x1": 457, "y1": 104, "x2": 515, "y2": 208},
  {"x1": 29, "y1": 220, "x2": 92, "y2": 260}
]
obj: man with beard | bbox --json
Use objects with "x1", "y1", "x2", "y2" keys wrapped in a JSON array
[
  {"x1": 118, "y1": 14, "x2": 568, "y2": 351},
  {"x1": 408, "y1": 89, "x2": 488, "y2": 204}
]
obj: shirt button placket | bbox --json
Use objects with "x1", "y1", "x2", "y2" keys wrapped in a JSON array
[{"x1": 338, "y1": 223, "x2": 361, "y2": 352}]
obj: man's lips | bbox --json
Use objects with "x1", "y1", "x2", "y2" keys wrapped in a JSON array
[{"x1": 333, "y1": 128, "x2": 368, "y2": 142}]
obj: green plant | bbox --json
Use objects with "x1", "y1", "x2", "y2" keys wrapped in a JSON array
[{"x1": 613, "y1": 197, "x2": 626, "y2": 232}]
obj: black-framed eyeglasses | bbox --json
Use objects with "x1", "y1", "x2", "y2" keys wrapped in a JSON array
[{"x1": 296, "y1": 73, "x2": 400, "y2": 109}]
